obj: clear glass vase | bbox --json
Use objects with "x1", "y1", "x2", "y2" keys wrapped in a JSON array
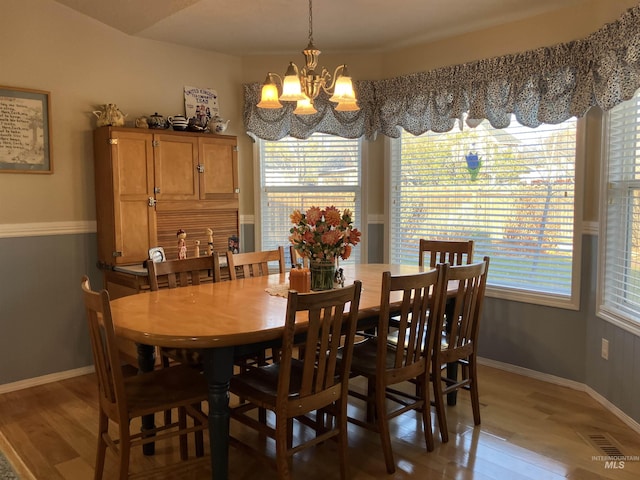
[{"x1": 310, "y1": 259, "x2": 336, "y2": 291}]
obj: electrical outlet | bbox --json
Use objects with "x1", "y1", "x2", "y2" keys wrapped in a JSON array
[{"x1": 601, "y1": 338, "x2": 609, "y2": 360}]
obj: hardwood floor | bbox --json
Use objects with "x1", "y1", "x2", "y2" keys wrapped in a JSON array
[{"x1": 0, "y1": 364, "x2": 639, "y2": 479}]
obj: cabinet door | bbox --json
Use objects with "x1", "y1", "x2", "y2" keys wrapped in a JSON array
[
  {"x1": 154, "y1": 134, "x2": 199, "y2": 201},
  {"x1": 198, "y1": 136, "x2": 238, "y2": 200},
  {"x1": 111, "y1": 131, "x2": 157, "y2": 264}
]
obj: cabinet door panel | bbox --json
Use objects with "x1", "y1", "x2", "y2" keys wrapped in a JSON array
[
  {"x1": 115, "y1": 201, "x2": 156, "y2": 264},
  {"x1": 155, "y1": 135, "x2": 199, "y2": 201},
  {"x1": 111, "y1": 131, "x2": 156, "y2": 264},
  {"x1": 199, "y1": 137, "x2": 238, "y2": 200},
  {"x1": 117, "y1": 136, "x2": 153, "y2": 195}
]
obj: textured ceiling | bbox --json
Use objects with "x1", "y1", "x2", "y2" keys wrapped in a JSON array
[{"x1": 52, "y1": 0, "x2": 594, "y2": 56}]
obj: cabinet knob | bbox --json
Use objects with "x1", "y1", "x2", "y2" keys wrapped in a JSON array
[
  {"x1": 197, "y1": 164, "x2": 205, "y2": 173},
  {"x1": 148, "y1": 197, "x2": 157, "y2": 207}
]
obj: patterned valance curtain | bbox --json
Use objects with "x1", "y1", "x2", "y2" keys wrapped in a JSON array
[{"x1": 244, "y1": 4, "x2": 640, "y2": 141}]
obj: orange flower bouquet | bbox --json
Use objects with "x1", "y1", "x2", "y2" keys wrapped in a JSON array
[{"x1": 289, "y1": 206, "x2": 361, "y2": 262}]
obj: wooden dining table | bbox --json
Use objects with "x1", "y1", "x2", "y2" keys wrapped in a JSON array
[{"x1": 109, "y1": 263, "x2": 427, "y2": 480}]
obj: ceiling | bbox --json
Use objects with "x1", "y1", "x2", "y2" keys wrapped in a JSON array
[{"x1": 53, "y1": 0, "x2": 593, "y2": 56}]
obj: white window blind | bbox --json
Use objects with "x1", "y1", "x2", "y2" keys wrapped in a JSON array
[
  {"x1": 259, "y1": 134, "x2": 362, "y2": 266},
  {"x1": 600, "y1": 88, "x2": 640, "y2": 329},
  {"x1": 390, "y1": 117, "x2": 578, "y2": 299}
]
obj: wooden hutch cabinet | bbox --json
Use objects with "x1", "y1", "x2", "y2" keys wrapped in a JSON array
[{"x1": 93, "y1": 126, "x2": 239, "y2": 272}]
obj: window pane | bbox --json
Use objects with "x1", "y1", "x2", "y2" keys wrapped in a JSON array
[
  {"x1": 391, "y1": 117, "x2": 577, "y2": 296},
  {"x1": 259, "y1": 134, "x2": 362, "y2": 266},
  {"x1": 601, "y1": 88, "x2": 640, "y2": 325}
]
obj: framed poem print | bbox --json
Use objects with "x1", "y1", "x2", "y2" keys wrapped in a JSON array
[{"x1": 0, "y1": 86, "x2": 53, "y2": 174}]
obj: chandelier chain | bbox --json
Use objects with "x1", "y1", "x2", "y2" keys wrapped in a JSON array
[{"x1": 308, "y1": 0, "x2": 314, "y2": 44}]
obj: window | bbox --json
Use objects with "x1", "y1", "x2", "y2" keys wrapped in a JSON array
[
  {"x1": 258, "y1": 134, "x2": 364, "y2": 266},
  {"x1": 599, "y1": 88, "x2": 640, "y2": 333},
  {"x1": 389, "y1": 116, "x2": 581, "y2": 308}
]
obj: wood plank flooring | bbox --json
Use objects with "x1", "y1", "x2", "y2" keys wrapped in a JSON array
[{"x1": 0, "y1": 364, "x2": 639, "y2": 479}]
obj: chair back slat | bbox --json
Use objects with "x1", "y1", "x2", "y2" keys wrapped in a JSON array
[
  {"x1": 280, "y1": 282, "x2": 362, "y2": 404},
  {"x1": 227, "y1": 247, "x2": 286, "y2": 280},
  {"x1": 147, "y1": 254, "x2": 221, "y2": 291},
  {"x1": 442, "y1": 257, "x2": 489, "y2": 351},
  {"x1": 378, "y1": 267, "x2": 447, "y2": 377},
  {"x1": 419, "y1": 239, "x2": 474, "y2": 268},
  {"x1": 81, "y1": 277, "x2": 127, "y2": 418}
]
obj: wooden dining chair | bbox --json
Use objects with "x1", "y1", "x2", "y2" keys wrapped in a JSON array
[
  {"x1": 431, "y1": 257, "x2": 490, "y2": 443},
  {"x1": 345, "y1": 267, "x2": 448, "y2": 474},
  {"x1": 417, "y1": 238, "x2": 474, "y2": 404},
  {"x1": 226, "y1": 246, "x2": 286, "y2": 279},
  {"x1": 147, "y1": 254, "x2": 221, "y2": 368},
  {"x1": 147, "y1": 252, "x2": 221, "y2": 290},
  {"x1": 229, "y1": 281, "x2": 362, "y2": 480},
  {"x1": 419, "y1": 238, "x2": 474, "y2": 268},
  {"x1": 81, "y1": 276, "x2": 209, "y2": 480},
  {"x1": 226, "y1": 246, "x2": 286, "y2": 369}
]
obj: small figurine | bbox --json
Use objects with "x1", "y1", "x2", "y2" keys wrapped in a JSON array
[
  {"x1": 206, "y1": 228, "x2": 214, "y2": 255},
  {"x1": 228, "y1": 235, "x2": 239, "y2": 254},
  {"x1": 334, "y1": 267, "x2": 345, "y2": 288},
  {"x1": 194, "y1": 240, "x2": 200, "y2": 258},
  {"x1": 177, "y1": 229, "x2": 187, "y2": 259}
]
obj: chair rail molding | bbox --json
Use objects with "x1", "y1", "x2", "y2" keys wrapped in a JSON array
[{"x1": 0, "y1": 221, "x2": 96, "y2": 238}]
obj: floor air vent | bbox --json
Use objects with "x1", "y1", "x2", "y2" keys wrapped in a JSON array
[{"x1": 580, "y1": 432, "x2": 625, "y2": 457}]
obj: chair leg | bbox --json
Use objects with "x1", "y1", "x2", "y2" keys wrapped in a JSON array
[
  {"x1": 275, "y1": 416, "x2": 292, "y2": 479},
  {"x1": 178, "y1": 407, "x2": 188, "y2": 461},
  {"x1": 117, "y1": 426, "x2": 131, "y2": 480},
  {"x1": 162, "y1": 354, "x2": 173, "y2": 425},
  {"x1": 365, "y1": 378, "x2": 375, "y2": 423},
  {"x1": 375, "y1": 385, "x2": 395, "y2": 474},
  {"x1": 93, "y1": 412, "x2": 108, "y2": 480},
  {"x1": 336, "y1": 401, "x2": 349, "y2": 480},
  {"x1": 193, "y1": 403, "x2": 205, "y2": 457},
  {"x1": 420, "y1": 373, "x2": 435, "y2": 452},
  {"x1": 469, "y1": 356, "x2": 481, "y2": 425},
  {"x1": 432, "y1": 362, "x2": 449, "y2": 443}
]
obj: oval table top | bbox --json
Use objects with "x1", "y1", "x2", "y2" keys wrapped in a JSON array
[{"x1": 109, "y1": 263, "x2": 427, "y2": 349}]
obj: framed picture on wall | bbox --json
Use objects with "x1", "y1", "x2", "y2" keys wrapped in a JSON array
[
  {"x1": 184, "y1": 85, "x2": 219, "y2": 126},
  {"x1": 0, "y1": 86, "x2": 53, "y2": 174}
]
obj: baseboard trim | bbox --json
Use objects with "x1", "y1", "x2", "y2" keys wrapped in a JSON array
[
  {"x1": 478, "y1": 357, "x2": 640, "y2": 435},
  {"x1": 0, "y1": 366, "x2": 94, "y2": 395}
]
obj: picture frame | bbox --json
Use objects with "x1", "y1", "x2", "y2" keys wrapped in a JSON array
[
  {"x1": 0, "y1": 86, "x2": 53, "y2": 174},
  {"x1": 183, "y1": 85, "x2": 219, "y2": 125}
]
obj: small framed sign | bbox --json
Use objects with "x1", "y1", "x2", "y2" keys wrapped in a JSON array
[
  {"x1": 184, "y1": 85, "x2": 219, "y2": 125},
  {"x1": 0, "y1": 86, "x2": 53, "y2": 174}
]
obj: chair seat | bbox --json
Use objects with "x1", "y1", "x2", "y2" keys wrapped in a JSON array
[
  {"x1": 348, "y1": 337, "x2": 426, "y2": 381},
  {"x1": 123, "y1": 364, "x2": 208, "y2": 416},
  {"x1": 160, "y1": 347, "x2": 203, "y2": 368},
  {"x1": 230, "y1": 359, "x2": 317, "y2": 407}
]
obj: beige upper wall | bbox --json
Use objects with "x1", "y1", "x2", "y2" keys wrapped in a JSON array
[
  {"x1": 381, "y1": 0, "x2": 640, "y2": 77},
  {"x1": 1, "y1": 0, "x2": 636, "y2": 226},
  {"x1": 0, "y1": 0, "x2": 242, "y2": 225}
]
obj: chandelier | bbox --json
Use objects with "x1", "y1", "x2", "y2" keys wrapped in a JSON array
[{"x1": 257, "y1": 0, "x2": 359, "y2": 115}]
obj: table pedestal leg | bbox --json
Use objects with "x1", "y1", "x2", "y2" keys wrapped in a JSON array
[
  {"x1": 201, "y1": 347, "x2": 234, "y2": 480},
  {"x1": 136, "y1": 343, "x2": 156, "y2": 455}
]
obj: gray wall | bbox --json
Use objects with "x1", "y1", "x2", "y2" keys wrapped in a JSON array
[
  {"x1": 0, "y1": 234, "x2": 100, "y2": 383},
  {"x1": 1, "y1": 227, "x2": 639, "y2": 426}
]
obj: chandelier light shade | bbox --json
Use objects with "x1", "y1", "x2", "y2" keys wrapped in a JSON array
[
  {"x1": 256, "y1": 75, "x2": 283, "y2": 109},
  {"x1": 293, "y1": 97, "x2": 318, "y2": 115},
  {"x1": 258, "y1": 0, "x2": 359, "y2": 115}
]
